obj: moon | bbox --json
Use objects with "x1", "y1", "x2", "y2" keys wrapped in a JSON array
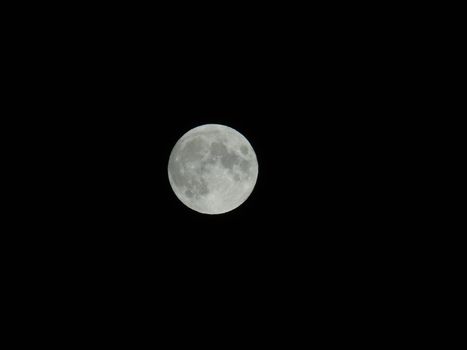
[{"x1": 168, "y1": 124, "x2": 258, "y2": 214}]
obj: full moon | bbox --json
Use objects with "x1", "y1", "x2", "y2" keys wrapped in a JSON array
[{"x1": 168, "y1": 124, "x2": 258, "y2": 214}]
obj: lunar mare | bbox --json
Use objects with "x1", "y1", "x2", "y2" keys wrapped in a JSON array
[{"x1": 168, "y1": 124, "x2": 258, "y2": 214}]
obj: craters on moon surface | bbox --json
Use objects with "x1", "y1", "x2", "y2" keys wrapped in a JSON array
[
  {"x1": 240, "y1": 145, "x2": 249, "y2": 155},
  {"x1": 168, "y1": 124, "x2": 258, "y2": 214}
]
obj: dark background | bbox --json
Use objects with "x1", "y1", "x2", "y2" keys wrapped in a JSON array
[{"x1": 10, "y1": 4, "x2": 409, "y2": 341}]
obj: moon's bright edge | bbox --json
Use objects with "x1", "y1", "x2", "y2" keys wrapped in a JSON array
[{"x1": 168, "y1": 124, "x2": 258, "y2": 214}]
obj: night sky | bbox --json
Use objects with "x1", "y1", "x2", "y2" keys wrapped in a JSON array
[{"x1": 17, "y1": 6, "x2": 402, "y2": 340}]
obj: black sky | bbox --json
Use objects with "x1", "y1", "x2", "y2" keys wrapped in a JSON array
[
  {"x1": 30, "y1": 13, "x2": 392, "y2": 270},
  {"x1": 16, "y1": 6, "x2": 403, "y2": 338}
]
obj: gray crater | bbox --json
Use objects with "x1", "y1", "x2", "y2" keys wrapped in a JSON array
[
  {"x1": 210, "y1": 141, "x2": 228, "y2": 157},
  {"x1": 180, "y1": 138, "x2": 206, "y2": 162},
  {"x1": 183, "y1": 177, "x2": 209, "y2": 198},
  {"x1": 221, "y1": 152, "x2": 239, "y2": 169},
  {"x1": 169, "y1": 158, "x2": 187, "y2": 188},
  {"x1": 210, "y1": 141, "x2": 240, "y2": 169},
  {"x1": 240, "y1": 159, "x2": 251, "y2": 173}
]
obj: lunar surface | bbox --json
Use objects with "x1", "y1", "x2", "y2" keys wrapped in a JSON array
[{"x1": 168, "y1": 124, "x2": 258, "y2": 214}]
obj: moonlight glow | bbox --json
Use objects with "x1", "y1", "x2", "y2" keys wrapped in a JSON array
[{"x1": 168, "y1": 124, "x2": 258, "y2": 214}]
